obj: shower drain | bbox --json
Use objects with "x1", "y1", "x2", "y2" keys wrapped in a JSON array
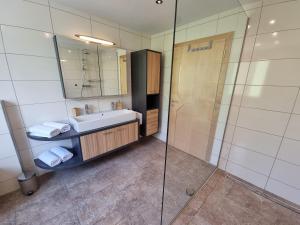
[{"x1": 186, "y1": 187, "x2": 195, "y2": 196}]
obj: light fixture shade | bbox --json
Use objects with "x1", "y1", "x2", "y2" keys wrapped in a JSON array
[{"x1": 74, "y1": 34, "x2": 115, "y2": 46}]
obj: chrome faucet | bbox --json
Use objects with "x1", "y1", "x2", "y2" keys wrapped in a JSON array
[{"x1": 85, "y1": 104, "x2": 90, "y2": 114}]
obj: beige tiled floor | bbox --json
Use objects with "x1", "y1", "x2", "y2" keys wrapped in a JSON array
[
  {"x1": 172, "y1": 170, "x2": 300, "y2": 225},
  {"x1": 1, "y1": 137, "x2": 298, "y2": 225},
  {"x1": 0, "y1": 138, "x2": 165, "y2": 225},
  {"x1": 0, "y1": 138, "x2": 215, "y2": 225}
]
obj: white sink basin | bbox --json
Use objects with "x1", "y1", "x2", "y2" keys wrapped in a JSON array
[{"x1": 69, "y1": 109, "x2": 141, "y2": 132}]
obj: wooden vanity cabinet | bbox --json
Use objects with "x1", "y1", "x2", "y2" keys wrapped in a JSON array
[
  {"x1": 80, "y1": 121, "x2": 139, "y2": 161},
  {"x1": 131, "y1": 49, "x2": 161, "y2": 137}
]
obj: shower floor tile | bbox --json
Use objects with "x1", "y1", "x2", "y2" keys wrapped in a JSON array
[{"x1": 172, "y1": 170, "x2": 300, "y2": 225}]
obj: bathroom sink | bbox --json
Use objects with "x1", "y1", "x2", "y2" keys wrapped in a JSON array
[{"x1": 70, "y1": 109, "x2": 141, "y2": 132}]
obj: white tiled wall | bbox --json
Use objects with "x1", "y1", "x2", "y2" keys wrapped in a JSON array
[
  {"x1": 220, "y1": 0, "x2": 300, "y2": 206},
  {"x1": 0, "y1": 0, "x2": 149, "y2": 195}
]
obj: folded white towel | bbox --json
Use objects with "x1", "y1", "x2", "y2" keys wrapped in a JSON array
[
  {"x1": 28, "y1": 125, "x2": 60, "y2": 138},
  {"x1": 50, "y1": 146, "x2": 73, "y2": 162},
  {"x1": 37, "y1": 151, "x2": 61, "y2": 167},
  {"x1": 43, "y1": 122, "x2": 71, "y2": 133}
]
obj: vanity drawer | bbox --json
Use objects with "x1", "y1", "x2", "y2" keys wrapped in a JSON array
[
  {"x1": 128, "y1": 122, "x2": 139, "y2": 143},
  {"x1": 104, "y1": 127, "x2": 119, "y2": 151},
  {"x1": 81, "y1": 121, "x2": 139, "y2": 161},
  {"x1": 146, "y1": 109, "x2": 159, "y2": 136},
  {"x1": 80, "y1": 130, "x2": 107, "y2": 161}
]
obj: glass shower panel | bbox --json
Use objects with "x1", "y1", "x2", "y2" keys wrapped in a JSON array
[{"x1": 162, "y1": 0, "x2": 248, "y2": 224}]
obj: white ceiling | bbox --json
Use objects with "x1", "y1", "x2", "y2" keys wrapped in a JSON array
[{"x1": 52, "y1": 0, "x2": 242, "y2": 35}]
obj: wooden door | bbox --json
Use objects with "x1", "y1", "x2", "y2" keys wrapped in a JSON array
[
  {"x1": 168, "y1": 33, "x2": 233, "y2": 160},
  {"x1": 147, "y1": 51, "x2": 161, "y2": 94},
  {"x1": 80, "y1": 131, "x2": 107, "y2": 161}
]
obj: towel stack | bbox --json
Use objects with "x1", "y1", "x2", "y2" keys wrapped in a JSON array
[
  {"x1": 37, "y1": 146, "x2": 73, "y2": 167},
  {"x1": 28, "y1": 121, "x2": 71, "y2": 138}
]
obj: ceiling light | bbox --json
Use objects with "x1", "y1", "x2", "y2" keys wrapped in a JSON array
[
  {"x1": 269, "y1": 19, "x2": 276, "y2": 25},
  {"x1": 156, "y1": 0, "x2": 163, "y2": 4},
  {"x1": 272, "y1": 32, "x2": 278, "y2": 37},
  {"x1": 75, "y1": 34, "x2": 115, "y2": 46}
]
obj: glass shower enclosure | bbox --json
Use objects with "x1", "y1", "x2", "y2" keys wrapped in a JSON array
[{"x1": 161, "y1": 0, "x2": 248, "y2": 224}]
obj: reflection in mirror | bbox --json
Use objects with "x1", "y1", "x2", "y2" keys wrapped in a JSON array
[
  {"x1": 100, "y1": 48, "x2": 128, "y2": 96},
  {"x1": 162, "y1": 0, "x2": 248, "y2": 224},
  {"x1": 54, "y1": 35, "x2": 128, "y2": 99},
  {"x1": 55, "y1": 36, "x2": 101, "y2": 98}
]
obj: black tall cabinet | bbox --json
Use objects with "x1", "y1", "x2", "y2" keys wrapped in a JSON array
[{"x1": 131, "y1": 49, "x2": 161, "y2": 137}]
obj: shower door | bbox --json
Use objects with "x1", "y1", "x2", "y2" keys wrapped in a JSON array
[
  {"x1": 161, "y1": 0, "x2": 248, "y2": 224},
  {"x1": 169, "y1": 33, "x2": 233, "y2": 161}
]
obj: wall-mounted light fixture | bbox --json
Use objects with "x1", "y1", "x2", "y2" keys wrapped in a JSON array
[
  {"x1": 156, "y1": 0, "x2": 163, "y2": 4},
  {"x1": 74, "y1": 34, "x2": 115, "y2": 46}
]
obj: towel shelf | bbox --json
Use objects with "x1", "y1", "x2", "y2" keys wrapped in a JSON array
[
  {"x1": 26, "y1": 128, "x2": 79, "y2": 141},
  {"x1": 27, "y1": 119, "x2": 140, "y2": 171},
  {"x1": 34, "y1": 152, "x2": 82, "y2": 170}
]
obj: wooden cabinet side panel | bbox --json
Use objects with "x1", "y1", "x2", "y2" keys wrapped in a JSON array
[{"x1": 147, "y1": 51, "x2": 161, "y2": 94}]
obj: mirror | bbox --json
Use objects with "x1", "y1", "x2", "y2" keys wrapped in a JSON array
[{"x1": 54, "y1": 35, "x2": 128, "y2": 99}]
